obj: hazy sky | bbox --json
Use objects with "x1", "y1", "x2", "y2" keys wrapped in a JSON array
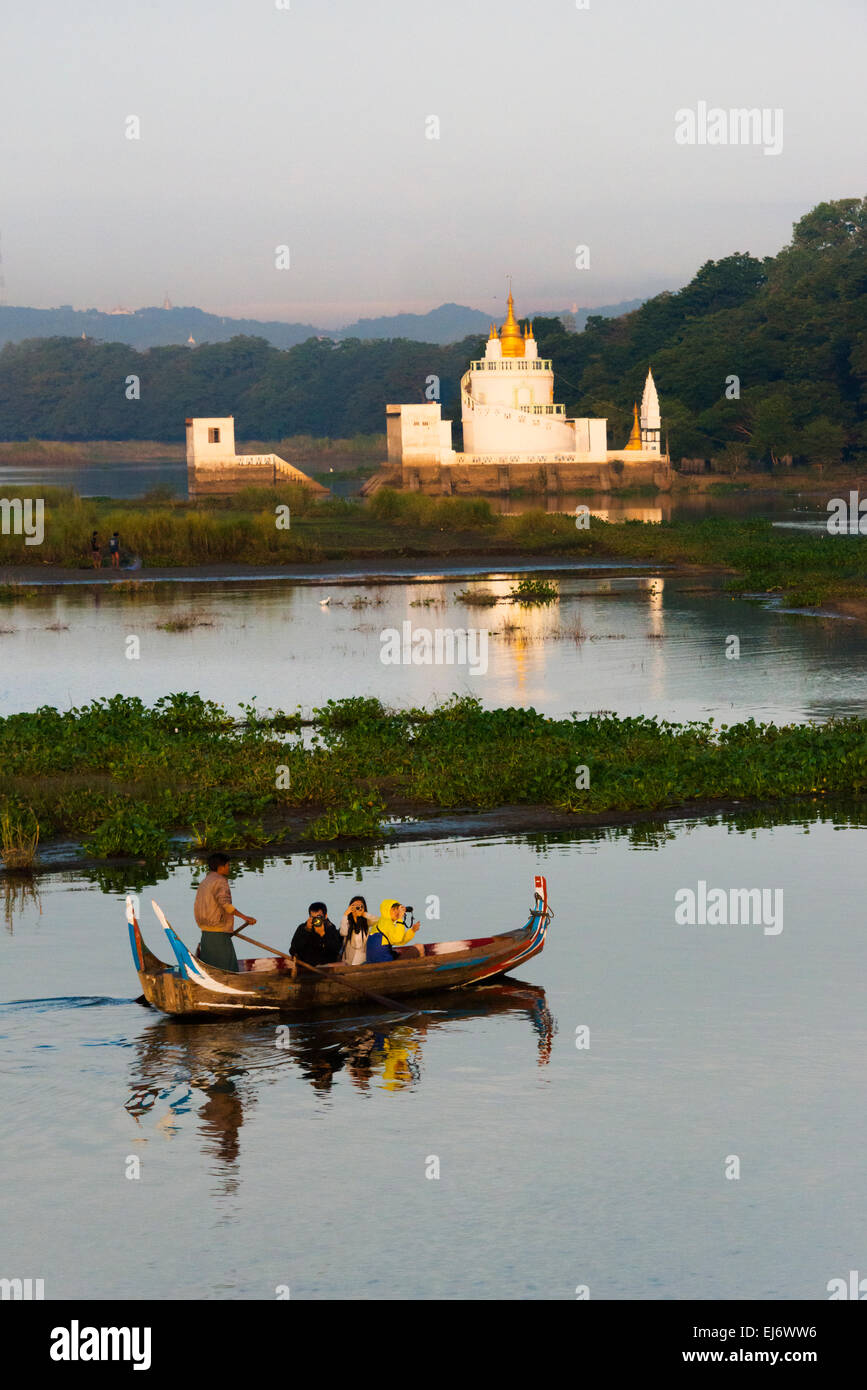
[{"x1": 2, "y1": 0, "x2": 864, "y2": 326}]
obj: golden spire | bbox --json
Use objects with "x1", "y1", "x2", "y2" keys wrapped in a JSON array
[
  {"x1": 624, "y1": 402, "x2": 642, "y2": 450},
  {"x1": 489, "y1": 323, "x2": 497, "y2": 339},
  {"x1": 500, "y1": 289, "x2": 525, "y2": 358}
]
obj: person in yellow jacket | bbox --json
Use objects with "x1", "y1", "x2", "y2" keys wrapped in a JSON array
[{"x1": 366, "y1": 899, "x2": 421, "y2": 963}]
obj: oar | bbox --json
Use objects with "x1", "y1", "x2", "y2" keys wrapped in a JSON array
[{"x1": 232, "y1": 927, "x2": 408, "y2": 1012}]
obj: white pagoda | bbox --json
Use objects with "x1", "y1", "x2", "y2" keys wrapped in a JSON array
[{"x1": 386, "y1": 289, "x2": 665, "y2": 468}]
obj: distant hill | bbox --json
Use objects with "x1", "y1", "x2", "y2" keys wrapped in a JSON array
[
  {"x1": 335, "y1": 302, "x2": 492, "y2": 342},
  {"x1": 0, "y1": 305, "x2": 321, "y2": 352},
  {"x1": 336, "y1": 299, "x2": 646, "y2": 342},
  {"x1": 0, "y1": 297, "x2": 646, "y2": 351}
]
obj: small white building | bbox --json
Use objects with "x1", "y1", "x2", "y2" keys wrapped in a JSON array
[
  {"x1": 386, "y1": 403, "x2": 456, "y2": 467},
  {"x1": 386, "y1": 290, "x2": 666, "y2": 467},
  {"x1": 185, "y1": 417, "x2": 327, "y2": 493}
]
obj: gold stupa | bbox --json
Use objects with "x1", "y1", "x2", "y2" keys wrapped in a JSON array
[
  {"x1": 624, "y1": 401, "x2": 642, "y2": 450},
  {"x1": 499, "y1": 290, "x2": 525, "y2": 358}
]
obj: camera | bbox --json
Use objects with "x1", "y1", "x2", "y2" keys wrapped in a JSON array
[{"x1": 311, "y1": 914, "x2": 324, "y2": 929}]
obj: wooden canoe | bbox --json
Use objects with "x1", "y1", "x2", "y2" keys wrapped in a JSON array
[{"x1": 126, "y1": 875, "x2": 551, "y2": 1018}]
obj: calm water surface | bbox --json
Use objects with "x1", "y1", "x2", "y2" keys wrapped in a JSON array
[
  {"x1": 1, "y1": 571, "x2": 865, "y2": 723},
  {"x1": 0, "y1": 459, "x2": 186, "y2": 499},
  {"x1": 1, "y1": 813, "x2": 865, "y2": 1299}
]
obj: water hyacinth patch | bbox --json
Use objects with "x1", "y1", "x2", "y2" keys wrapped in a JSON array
[{"x1": 1, "y1": 693, "x2": 866, "y2": 863}]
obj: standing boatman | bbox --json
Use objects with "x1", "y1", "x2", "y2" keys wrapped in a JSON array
[{"x1": 194, "y1": 852, "x2": 257, "y2": 972}]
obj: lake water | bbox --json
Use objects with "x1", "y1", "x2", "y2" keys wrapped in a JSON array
[
  {"x1": 2, "y1": 809, "x2": 864, "y2": 1300},
  {"x1": 0, "y1": 458, "x2": 188, "y2": 499},
  {"x1": 1, "y1": 569, "x2": 865, "y2": 724}
]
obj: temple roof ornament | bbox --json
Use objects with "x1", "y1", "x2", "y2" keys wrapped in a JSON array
[
  {"x1": 624, "y1": 401, "x2": 643, "y2": 450},
  {"x1": 640, "y1": 366, "x2": 660, "y2": 431},
  {"x1": 499, "y1": 290, "x2": 525, "y2": 357}
]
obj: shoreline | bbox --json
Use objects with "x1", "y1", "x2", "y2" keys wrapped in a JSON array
[
  {"x1": 6, "y1": 791, "x2": 861, "y2": 879},
  {"x1": 0, "y1": 554, "x2": 678, "y2": 586}
]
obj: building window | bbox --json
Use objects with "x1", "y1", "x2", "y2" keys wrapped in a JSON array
[{"x1": 208, "y1": 427, "x2": 221, "y2": 444}]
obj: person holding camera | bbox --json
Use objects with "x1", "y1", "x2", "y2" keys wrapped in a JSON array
[
  {"x1": 290, "y1": 901, "x2": 342, "y2": 969},
  {"x1": 339, "y1": 895, "x2": 377, "y2": 965},
  {"x1": 366, "y1": 899, "x2": 422, "y2": 963}
]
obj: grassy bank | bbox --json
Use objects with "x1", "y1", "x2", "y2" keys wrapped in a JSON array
[
  {"x1": 2, "y1": 485, "x2": 867, "y2": 611},
  {"x1": 2, "y1": 694, "x2": 866, "y2": 868}
]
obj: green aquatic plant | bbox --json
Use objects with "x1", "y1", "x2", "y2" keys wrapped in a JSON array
[
  {"x1": 155, "y1": 614, "x2": 214, "y2": 632},
  {"x1": 0, "y1": 584, "x2": 40, "y2": 602},
  {"x1": 4, "y1": 693, "x2": 867, "y2": 861},
  {"x1": 455, "y1": 588, "x2": 498, "y2": 606},
  {"x1": 510, "y1": 576, "x2": 559, "y2": 604},
  {"x1": 305, "y1": 797, "x2": 390, "y2": 842},
  {"x1": 82, "y1": 805, "x2": 172, "y2": 860}
]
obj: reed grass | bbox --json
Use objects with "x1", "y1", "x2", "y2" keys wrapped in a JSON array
[
  {"x1": 455, "y1": 588, "x2": 498, "y2": 606},
  {"x1": 0, "y1": 810, "x2": 39, "y2": 872}
]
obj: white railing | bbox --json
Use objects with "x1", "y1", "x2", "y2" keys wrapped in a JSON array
[
  {"x1": 468, "y1": 359, "x2": 552, "y2": 371},
  {"x1": 461, "y1": 387, "x2": 565, "y2": 418}
]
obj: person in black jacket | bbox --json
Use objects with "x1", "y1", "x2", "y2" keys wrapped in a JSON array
[{"x1": 290, "y1": 901, "x2": 342, "y2": 969}]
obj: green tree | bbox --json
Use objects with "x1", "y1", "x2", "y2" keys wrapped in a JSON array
[{"x1": 799, "y1": 417, "x2": 845, "y2": 466}]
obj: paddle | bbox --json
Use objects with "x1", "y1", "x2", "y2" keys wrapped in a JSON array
[{"x1": 232, "y1": 927, "x2": 407, "y2": 1012}]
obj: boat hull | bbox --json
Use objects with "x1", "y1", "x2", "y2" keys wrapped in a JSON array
[{"x1": 127, "y1": 876, "x2": 551, "y2": 1018}]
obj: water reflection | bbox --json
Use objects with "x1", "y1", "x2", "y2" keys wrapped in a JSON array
[
  {"x1": 0, "y1": 875, "x2": 42, "y2": 933},
  {"x1": 125, "y1": 981, "x2": 554, "y2": 1182}
]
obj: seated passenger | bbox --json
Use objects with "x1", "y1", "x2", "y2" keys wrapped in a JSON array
[
  {"x1": 366, "y1": 899, "x2": 421, "y2": 963},
  {"x1": 339, "y1": 895, "x2": 377, "y2": 965},
  {"x1": 290, "y1": 901, "x2": 342, "y2": 969}
]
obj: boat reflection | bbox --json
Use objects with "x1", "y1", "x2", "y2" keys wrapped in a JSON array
[{"x1": 125, "y1": 980, "x2": 554, "y2": 1182}]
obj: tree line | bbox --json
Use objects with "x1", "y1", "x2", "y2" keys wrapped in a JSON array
[{"x1": 0, "y1": 199, "x2": 863, "y2": 465}]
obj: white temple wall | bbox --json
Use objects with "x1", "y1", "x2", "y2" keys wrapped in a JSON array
[
  {"x1": 466, "y1": 364, "x2": 555, "y2": 410},
  {"x1": 385, "y1": 403, "x2": 452, "y2": 465},
  {"x1": 465, "y1": 403, "x2": 580, "y2": 457},
  {"x1": 185, "y1": 416, "x2": 236, "y2": 465}
]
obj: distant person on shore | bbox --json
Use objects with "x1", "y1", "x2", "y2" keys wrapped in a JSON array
[
  {"x1": 109, "y1": 531, "x2": 121, "y2": 569},
  {"x1": 193, "y1": 852, "x2": 257, "y2": 972},
  {"x1": 90, "y1": 531, "x2": 101, "y2": 569}
]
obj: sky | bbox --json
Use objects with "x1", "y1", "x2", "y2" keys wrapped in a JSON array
[{"x1": 1, "y1": 0, "x2": 864, "y2": 328}]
